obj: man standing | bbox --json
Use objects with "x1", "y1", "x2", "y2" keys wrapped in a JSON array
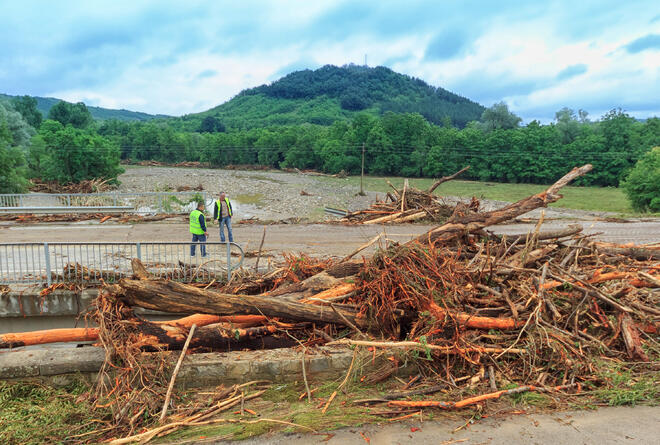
[
  {"x1": 189, "y1": 202, "x2": 208, "y2": 257},
  {"x1": 213, "y1": 192, "x2": 234, "y2": 243}
]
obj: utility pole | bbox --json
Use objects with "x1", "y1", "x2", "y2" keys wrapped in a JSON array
[{"x1": 359, "y1": 142, "x2": 366, "y2": 196}]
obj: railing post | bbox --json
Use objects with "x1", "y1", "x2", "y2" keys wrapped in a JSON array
[
  {"x1": 66, "y1": 195, "x2": 71, "y2": 206},
  {"x1": 44, "y1": 242, "x2": 51, "y2": 286},
  {"x1": 158, "y1": 193, "x2": 163, "y2": 213},
  {"x1": 226, "y1": 241, "x2": 232, "y2": 282},
  {"x1": 136, "y1": 242, "x2": 142, "y2": 261}
]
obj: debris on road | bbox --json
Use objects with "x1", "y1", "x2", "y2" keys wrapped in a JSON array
[
  {"x1": 3, "y1": 164, "x2": 659, "y2": 444},
  {"x1": 340, "y1": 166, "x2": 470, "y2": 224}
]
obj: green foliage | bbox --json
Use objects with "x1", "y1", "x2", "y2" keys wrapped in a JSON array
[
  {"x1": 481, "y1": 101, "x2": 522, "y2": 131},
  {"x1": 32, "y1": 119, "x2": 124, "y2": 184},
  {"x1": 0, "y1": 101, "x2": 35, "y2": 146},
  {"x1": 0, "y1": 379, "x2": 107, "y2": 445},
  {"x1": 11, "y1": 95, "x2": 42, "y2": 128},
  {"x1": 47, "y1": 101, "x2": 94, "y2": 129},
  {"x1": 198, "y1": 115, "x2": 225, "y2": 133},
  {"x1": 622, "y1": 147, "x2": 660, "y2": 212},
  {"x1": 0, "y1": 141, "x2": 29, "y2": 193},
  {"x1": 595, "y1": 365, "x2": 660, "y2": 406},
  {"x1": 0, "y1": 102, "x2": 30, "y2": 192},
  {"x1": 0, "y1": 93, "x2": 166, "y2": 122},
  {"x1": 169, "y1": 65, "x2": 485, "y2": 131}
]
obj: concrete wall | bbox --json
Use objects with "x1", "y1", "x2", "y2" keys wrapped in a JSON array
[
  {"x1": 0, "y1": 289, "x2": 182, "y2": 334},
  {"x1": 0, "y1": 346, "x2": 409, "y2": 388}
]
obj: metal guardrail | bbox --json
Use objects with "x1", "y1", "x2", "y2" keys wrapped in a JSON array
[
  {"x1": 0, "y1": 206, "x2": 134, "y2": 214},
  {"x1": 0, "y1": 242, "x2": 243, "y2": 285},
  {"x1": 0, "y1": 191, "x2": 209, "y2": 214}
]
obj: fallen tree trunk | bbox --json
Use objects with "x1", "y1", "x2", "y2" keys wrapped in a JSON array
[
  {"x1": 0, "y1": 314, "x2": 271, "y2": 349},
  {"x1": 0, "y1": 327, "x2": 99, "y2": 349},
  {"x1": 497, "y1": 224, "x2": 583, "y2": 241},
  {"x1": 129, "y1": 321, "x2": 297, "y2": 351},
  {"x1": 111, "y1": 279, "x2": 369, "y2": 328},
  {"x1": 411, "y1": 165, "x2": 592, "y2": 245},
  {"x1": 427, "y1": 166, "x2": 470, "y2": 194}
]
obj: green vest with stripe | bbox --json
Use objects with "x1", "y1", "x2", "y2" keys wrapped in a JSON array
[
  {"x1": 215, "y1": 198, "x2": 233, "y2": 219},
  {"x1": 189, "y1": 209, "x2": 205, "y2": 235}
]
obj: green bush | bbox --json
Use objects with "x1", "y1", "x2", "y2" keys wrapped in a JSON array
[{"x1": 622, "y1": 147, "x2": 660, "y2": 212}]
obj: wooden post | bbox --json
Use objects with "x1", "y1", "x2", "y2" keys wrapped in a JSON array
[{"x1": 359, "y1": 143, "x2": 366, "y2": 196}]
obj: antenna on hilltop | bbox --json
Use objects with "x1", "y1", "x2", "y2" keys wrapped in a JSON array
[{"x1": 364, "y1": 54, "x2": 367, "y2": 66}]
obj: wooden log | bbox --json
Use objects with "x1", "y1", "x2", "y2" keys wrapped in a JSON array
[
  {"x1": 426, "y1": 166, "x2": 470, "y2": 194},
  {"x1": 596, "y1": 246, "x2": 660, "y2": 261},
  {"x1": 620, "y1": 313, "x2": 649, "y2": 362},
  {"x1": 362, "y1": 211, "x2": 403, "y2": 225},
  {"x1": 0, "y1": 327, "x2": 99, "y2": 349},
  {"x1": 341, "y1": 234, "x2": 382, "y2": 261},
  {"x1": 428, "y1": 301, "x2": 524, "y2": 330},
  {"x1": 411, "y1": 165, "x2": 592, "y2": 245},
  {"x1": 0, "y1": 314, "x2": 267, "y2": 349},
  {"x1": 300, "y1": 283, "x2": 357, "y2": 304},
  {"x1": 497, "y1": 224, "x2": 583, "y2": 241},
  {"x1": 112, "y1": 279, "x2": 368, "y2": 328},
  {"x1": 391, "y1": 211, "x2": 427, "y2": 223},
  {"x1": 159, "y1": 314, "x2": 267, "y2": 328}
]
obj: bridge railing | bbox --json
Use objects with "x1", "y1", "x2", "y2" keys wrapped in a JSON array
[
  {"x1": 0, "y1": 241, "x2": 243, "y2": 286},
  {"x1": 0, "y1": 191, "x2": 209, "y2": 214}
]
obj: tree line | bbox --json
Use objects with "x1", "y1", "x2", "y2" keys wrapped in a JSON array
[
  {"x1": 1, "y1": 95, "x2": 658, "y2": 209},
  {"x1": 99, "y1": 105, "x2": 658, "y2": 188}
]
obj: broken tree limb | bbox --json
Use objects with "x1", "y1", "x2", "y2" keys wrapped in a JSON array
[
  {"x1": 411, "y1": 165, "x2": 593, "y2": 245},
  {"x1": 427, "y1": 301, "x2": 525, "y2": 330},
  {"x1": 387, "y1": 384, "x2": 576, "y2": 410},
  {"x1": 620, "y1": 314, "x2": 650, "y2": 362},
  {"x1": 362, "y1": 212, "x2": 403, "y2": 225},
  {"x1": 427, "y1": 166, "x2": 470, "y2": 194},
  {"x1": 160, "y1": 324, "x2": 196, "y2": 422},
  {"x1": 0, "y1": 327, "x2": 99, "y2": 349},
  {"x1": 111, "y1": 279, "x2": 369, "y2": 328},
  {"x1": 341, "y1": 233, "x2": 382, "y2": 262},
  {"x1": 326, "y1": 339, "x2": 526, "y2": 355},
  {"x1": 595, "y1": 246, "x2": 660, "y2": 261},
  {"x1": 158, "y1": 314, "x2": 267, "y2": 329},
  {"x1": 0, "y1": 319, "x2": 293, "y2": 351},
  {"x1": 353, "y1": 384, "x2": 448, "y2": 404},
  {"x1": 497, "y1": 224, "x2": 583, "y2": 242}
]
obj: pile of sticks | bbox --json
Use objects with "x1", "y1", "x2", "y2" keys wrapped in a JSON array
[
  {"x1": 2, "y1": 164, "x2": 658, "y2": 443},
  {"x1": 29, "y1": 177, "x2": 113, "y2": 193},
  {"x1": 341, "y1": 166, "x2": 470, "y2": 224}
]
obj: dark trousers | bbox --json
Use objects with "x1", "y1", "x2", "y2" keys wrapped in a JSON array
[{"x1": 190, "y1": 233, "x2": 207, "y2": 256}]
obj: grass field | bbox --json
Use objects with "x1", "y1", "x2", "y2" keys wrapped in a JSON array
[{"x1": 341, "y1": 176, "x2": 636, "y2": 214}]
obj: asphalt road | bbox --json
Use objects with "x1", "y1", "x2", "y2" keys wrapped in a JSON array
[
  {"x1": 221, "y1": 405, "x2": 660, "y2": 445},
  {"x1": 2, "y1": 220, "x2": 659, "y2": 258}
]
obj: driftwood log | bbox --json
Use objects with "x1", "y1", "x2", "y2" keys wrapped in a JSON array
[
  {"x1": 411, "y1": 164, "x2": 593, "y2": 245},
  {"x1": 109, "y1": 279, "x2": 368, "y2": 328}
]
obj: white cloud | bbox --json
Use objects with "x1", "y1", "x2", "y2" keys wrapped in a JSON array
[{"x1": 1, "y1": 0, "x2": 658, "y2": 120}]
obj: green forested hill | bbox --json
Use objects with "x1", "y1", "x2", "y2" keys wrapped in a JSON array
[
  {"x1": 172, "y1": 64, "x2": 485, "y2": 131},
  {"x1": 0, "y1": 93, "x2": 168, "y2": 122}
]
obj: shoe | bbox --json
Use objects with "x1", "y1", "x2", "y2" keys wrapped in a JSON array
[{"x1": 201, "y1": 254, "x2": 208, "y2": 258}]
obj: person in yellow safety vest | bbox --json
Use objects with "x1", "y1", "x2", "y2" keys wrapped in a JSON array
[
  {"x1": 213, "y1": 192, "x2": 234, "y2": 243},
  {"x1": 189, "y1": 201, "x2": 208, "y2": 257}
]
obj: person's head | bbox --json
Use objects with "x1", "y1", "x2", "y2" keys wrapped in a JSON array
[
  {"x1": 219, "y1": 192, "x2": 226, "y2": 200},
  {"x1": 197, "y1": 202, "x2": 205, "y2": 211}
]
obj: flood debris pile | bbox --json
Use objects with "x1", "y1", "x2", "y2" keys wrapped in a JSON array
[
  {"x1": 2, "y1": 164, "x2": 658, "y2": 444},
  {"x1": 28, "y1": 177, "x2": 114, "y2": 193},
  {"x1": 341, "y1": 166, "x2": 470, "y2": 224}
]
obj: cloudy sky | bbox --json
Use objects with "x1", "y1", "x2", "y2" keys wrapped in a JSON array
[{"x1": 1, "y1": 0, "x2": 658, "y2": 121}]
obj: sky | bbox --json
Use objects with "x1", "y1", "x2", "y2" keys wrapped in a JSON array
[{"x1": 1, "y1": 0, "x2": 658, "y2": 122}]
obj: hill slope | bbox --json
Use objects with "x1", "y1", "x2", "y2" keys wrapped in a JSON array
[
  {"x1": 0, "y1": 93, "x2": 168, "y2": 122},
  {"x1": 175, "y1": 64, "x2": 485, "y2": 130}
]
